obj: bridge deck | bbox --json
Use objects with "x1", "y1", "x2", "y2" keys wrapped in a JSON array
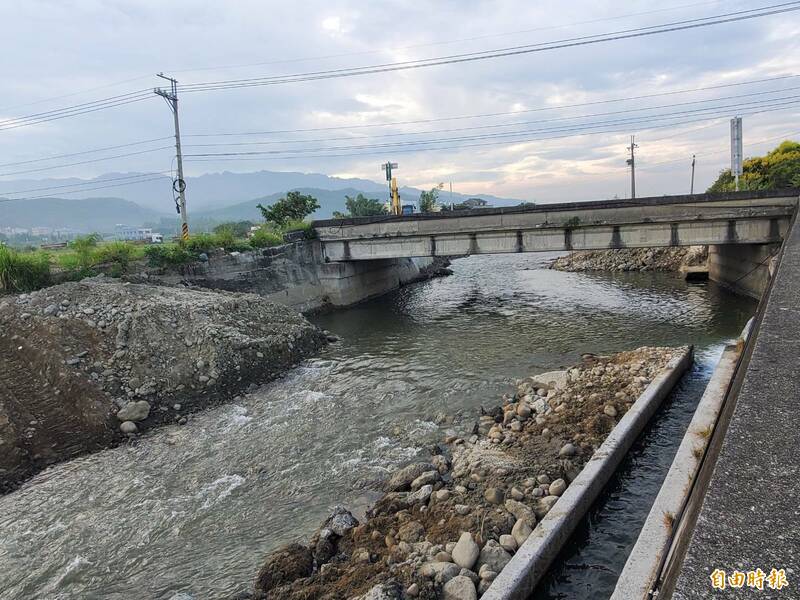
[{"x1": 314, "y1": 190, "x2": 798, "y2": 261}]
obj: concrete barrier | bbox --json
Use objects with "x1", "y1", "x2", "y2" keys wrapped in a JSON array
[
  {"x1": 481, "y1": 346, "x2": 694, "y2": 600},
  {"x1": 610, "y1": 334, "x2": 746, "y2": 599}
]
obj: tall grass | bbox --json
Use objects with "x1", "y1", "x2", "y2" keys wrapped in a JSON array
[
  {"x1": 249, "y1": 228, "x2": 284, "y2": 248},
  {"x1": 0, "y1": 246, "x2": 51, "y2": 292}
]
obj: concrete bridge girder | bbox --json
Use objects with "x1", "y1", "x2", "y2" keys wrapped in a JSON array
[
  {"x1": 314, "y1": 191, "x2": 797, "y2": 262},
  {"x1": 320, "y1": 216, "x2": 791, "y2": 261}
]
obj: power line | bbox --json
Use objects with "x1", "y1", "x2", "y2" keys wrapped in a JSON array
[
  {"x1": 0, "y1": 146, "x2": 174, "y2": 178},
  {"x1": 7, "y1": 74, "x2": 793, "y2": 171},
  {"x1": 0, "y1": 1, "x2": 736, "y2": 128},
  {"x1": 0, "y1": 76, "x2": 153, "y2": 113},
  {"x1": 181, "y1": 86, "x2": 800, "y2": 149},
  {"x1": 182, "y1": 96, "x2": 800, "y2": 158},
  {"x1": 184, "y1": 74, "x2": 800, "y2": 138},
  {"x1": 0, "y1": 91, "x2": 154, "y2": 132},
  {"x1": 178, "y1": 3, "x2": 800, "y2": 93},
  {"x1": 166, "y1": 0, "x2": 731, "y2": 75},
  {"x1": 183, "y1": 102, "x2": 800, "y2": 165},
  {"x1": 0, "y1": 172, "x2": 171, "y2": 197},
  {"x1": 0, "y1": 175, "x2": 169, "y2": 203},
  {"x1": 0, "y1": 137, "x2": 174, "y2": 168}
]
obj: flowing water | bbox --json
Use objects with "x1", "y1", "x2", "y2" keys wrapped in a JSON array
[{"x1": 0, "y1": 253, "x2": 755, "y2": 600}]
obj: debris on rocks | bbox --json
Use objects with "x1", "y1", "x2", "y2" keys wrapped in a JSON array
[
  {"x1": 251, "y1": 346, "x2": 684, "y2": 599},
  {"x1": 550, "y1": 246, "x2": 707, "y2": 272}
]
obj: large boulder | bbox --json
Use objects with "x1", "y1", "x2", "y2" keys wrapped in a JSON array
[
  {"x1": 322, "y1": 505, "x2": 359, "y2": 536},
  {"x1": 443, "y1": 575, "x2": 478, "y2": 600},
  {"x1": 254, "y1": 543, "x2": 313, "y2": 593},
  {"x1": 452, "y1": 532, "x2": 480, "y2": 570},
  {"x1": 116, "y1": 400, "x2": 150, "y2": 422},
  {"x1": 477, "y1": 539, "x2": 512, "y2": 573},
  {"x1": 384, "y1": 462, "x2": 435, "y2": 492}
]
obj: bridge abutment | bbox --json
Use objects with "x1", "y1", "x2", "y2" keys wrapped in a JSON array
[{"x1": 707, "y1": 243, "x2": 779, "y2": 299}]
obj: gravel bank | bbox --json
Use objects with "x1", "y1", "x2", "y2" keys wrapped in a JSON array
[
  {"x1": 0, "y1": 277, "x2": 326, "y2": 492},
  {"x1": 550, "y1": 246, "x2": 707, "y2": 272},
  {"x1": 252, "y1": 346, "x2": 686, "y2": 600}
]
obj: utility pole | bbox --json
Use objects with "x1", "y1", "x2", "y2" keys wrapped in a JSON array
[
  {"x1": 382, "y1": 161, "x2": 399, "y2": 214},
  {"x1": 155, "y1": 73, "x2": 189, "y2": 240},
  {"x1": 626, "y1": 135, "x2": 638, "y2": 200},
  {"x1": 690, "y1": 154, "x2": 696, "y2": 194},
  {"x1": 730, "y1": 116, "x2": 743, "y2": 192}
]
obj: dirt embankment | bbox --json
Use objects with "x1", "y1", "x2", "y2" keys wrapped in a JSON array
[
  {"x1": 0, "y1": 277, "x2": 326, "y2": 492},
  {"x1": 550, "y1": 246, "x2": 707, "y2": 272},
  {"x1": 252, "y1": 346, "x2": 685, "y2": 600}
]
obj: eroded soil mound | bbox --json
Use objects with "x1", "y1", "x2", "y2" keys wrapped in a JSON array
[
  {"x1": 253, "y1": 346, "x2": 686, "y2": 600},
  {"x1": 0, "y1": 277, "x2": 325, "y2": 491}
]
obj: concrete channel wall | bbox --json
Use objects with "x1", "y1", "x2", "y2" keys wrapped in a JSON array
[
  {"x1": 610, "y1": 339, "x2": 744, "y2": 600},
  {"x1": 481, "y1": 346, "x2": 694, "y2": 600},
  {"x1": 141, "y1": 240, "x2": 440, "y2": 312}
]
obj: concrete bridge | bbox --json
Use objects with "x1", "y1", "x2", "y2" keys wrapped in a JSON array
[{"x1": 314, "y1": 189, "x2": 798, "y2": 298}]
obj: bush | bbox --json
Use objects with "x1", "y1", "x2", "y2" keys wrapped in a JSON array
[
  {"x1": 250, "y1": 228, "x2": 284, "y2": 248},
  {"x1": 94, "y1": 242, "x2": 144, "y2": 275},
  {"x1": 0, "y1": 246, "x2": 51, "y2": 292},
  {"x1": 181, "y1": 231, "x2": 251, "y2": 254},
  {"x1": 282, "y1": 220, "x2": 316, "y2": 239},
  {"x1": 144, "y1": 244, "x2": 194, "y2": 267}
]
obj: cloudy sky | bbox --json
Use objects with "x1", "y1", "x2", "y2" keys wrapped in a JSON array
[{"x1": 2, "y1": 0, "x2": 800, "y2": 203}]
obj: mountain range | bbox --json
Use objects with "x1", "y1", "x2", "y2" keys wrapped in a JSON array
[{"x1": 0, "y1": 169, "x2": 528, "y2": 233}]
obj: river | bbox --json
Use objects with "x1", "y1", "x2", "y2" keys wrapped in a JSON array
[{"x1": 0, "y1": 253, "x2": 755, "y2": 600}]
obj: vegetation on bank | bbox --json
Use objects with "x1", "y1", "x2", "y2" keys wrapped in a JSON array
[
  {"x1": 0, "y1": 246, "x2": 51, "y2": 292},
  {"x1": 708, "y1": 140, "x2": 800, "y2": 192}
]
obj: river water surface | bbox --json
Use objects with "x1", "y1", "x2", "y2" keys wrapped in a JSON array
[{"x1": 0, "y1": 253, "x2": 754, "y2": 600}]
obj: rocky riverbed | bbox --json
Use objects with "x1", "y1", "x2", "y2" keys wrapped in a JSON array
[
  {"x1": 0, "y1": 276, "x2": 326, "y2": 492},
  {"x1": 550, "y1": 246, "x2": 707, "y2": 272},
  {"x1": 252, "y1": 345, "x2": 685, "y2": 600}
]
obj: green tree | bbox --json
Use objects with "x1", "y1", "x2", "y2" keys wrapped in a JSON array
[
  {"x1": 419, "y1": 187, "x2": 440, "y2": 213},
  {"x1": 333, "y1": 193, "x2": 387, "y2": 218},
  {"x1": 708, "y1": 140, "x2": 800, "y2": 192},
  {"x1": 257, "y1": 191, "x2": 320, "y2": 227}
]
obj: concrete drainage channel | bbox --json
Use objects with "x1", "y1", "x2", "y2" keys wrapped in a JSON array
[
  {"x1": 609, "y1": 333, "x2": 745, "y2": 600},
  {"x1": 482, "y1": 346, "x2": 695, "y2": 600}
]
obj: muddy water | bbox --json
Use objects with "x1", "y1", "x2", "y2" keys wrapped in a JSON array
[{"x1": 0, "y1": 253, "x2": 754, "y2": 599}]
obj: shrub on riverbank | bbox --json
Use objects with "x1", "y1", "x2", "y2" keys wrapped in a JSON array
[
  {"x1": 250, "y1": 228, "x2": 284, "y2": 248},
  {"x1": 0, "y1": 246, "x2": 51, "y2": 292}
]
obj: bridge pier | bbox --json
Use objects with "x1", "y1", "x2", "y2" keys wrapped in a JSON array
[{"x1": 707, "y1": 243, "x2": 779, "y2": 299}]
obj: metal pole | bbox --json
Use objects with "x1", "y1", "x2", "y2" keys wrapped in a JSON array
[
  {"x1": 155, "y1": 73, "x2": 189, "y2": 240},
  {"x1": 690, "y1": 154, "x2": 696, "y2": 194},
  {"x1": 626, "y1": 135, "x2": 638, "y2": 200},
  {"x1": 731, "y1": 117, "x2": 743, "y2": 192}
]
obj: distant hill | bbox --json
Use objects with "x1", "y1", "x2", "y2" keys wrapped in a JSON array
[
  {"x1": 198, "y1": 186, "x2": 524, "y2": 221},
  {"x1": 0, "y1": 169, "x2": 389, "y2": 214},
  {"x1": 0, "y1": 169, "x2": 529, "y2": 233},
  {"x1": 0, "y1": 197, "x2": 168, "y2": 232}
]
